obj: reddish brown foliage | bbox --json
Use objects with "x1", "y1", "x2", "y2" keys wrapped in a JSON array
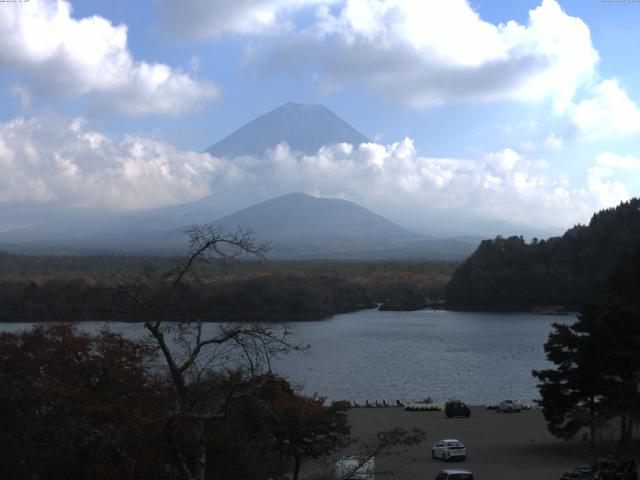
[{"x1": 0, "y1": 324, "x2": 168, "y2": 480}]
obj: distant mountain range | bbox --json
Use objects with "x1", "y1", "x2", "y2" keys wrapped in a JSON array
[
  {"x1": 206, "y1": 102, "x2": 370, "y2": 156},
  {"x1": 0, "y1": 192, "x2": 480, "y2": 259}
]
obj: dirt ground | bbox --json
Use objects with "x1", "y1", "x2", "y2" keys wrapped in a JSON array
[{"x1": 342, "y1": 406, "x2": 595, "y2": 480}]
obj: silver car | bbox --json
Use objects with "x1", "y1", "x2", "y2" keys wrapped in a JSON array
[
  {"x1": 496, "y1": 399, "x2": 523, "y2": 413},
  {"x1": 431, "y1": 439, "x2": 467, "y2": 461}
]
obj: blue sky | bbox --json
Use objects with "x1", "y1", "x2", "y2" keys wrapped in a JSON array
[{"x1": 0, "y1": 0, "x2": 639, "y2": 234}]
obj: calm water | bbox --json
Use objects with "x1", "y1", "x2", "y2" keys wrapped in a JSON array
[{"x1": 0, "y1": 309, "x2": 573, "y2": 404}]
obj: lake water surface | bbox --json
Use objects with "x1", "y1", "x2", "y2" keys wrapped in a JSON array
[{"x1": 0, "y1": 308, "x2": 573, "y2": 404}]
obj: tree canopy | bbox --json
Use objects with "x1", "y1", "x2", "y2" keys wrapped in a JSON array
[
  {"x1": 0, "y1": 324, "x2": 358, "y2": 480},
  {"x1": 533, "y1": 244, "x2": 640, "y2": 449},
  {"x1": 447, "y1": 198, "x2": 640, "y2": 309},
  {"x1": 0, "y1": 324, "x2": 166, "y2": 480}
]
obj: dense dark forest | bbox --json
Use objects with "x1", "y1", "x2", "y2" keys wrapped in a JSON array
[
  {"x1": 0, "y1": 324, "x2": 354, "y2": 480},
  {"x1": 446, "y1": 198, "x2": 640, "y2": 310},
  {"x1": 0, "y1": 254, "x2": 455, "y2": 322}
]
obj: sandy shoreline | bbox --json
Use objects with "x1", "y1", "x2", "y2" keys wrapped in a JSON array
[{"x1": 343, "y1": 406, "x2": 598, "y2": 480}]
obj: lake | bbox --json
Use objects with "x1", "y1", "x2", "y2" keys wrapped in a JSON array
[{"x1": 0, "y1": 308, "x2": 573, "y2": 405}]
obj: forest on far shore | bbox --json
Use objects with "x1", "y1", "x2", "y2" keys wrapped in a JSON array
[
  {"x1": 0, "y1": 253, "x2": 456, "y2": 322},
  {"x1": 446, "y1": 198, "x2": 640, "y2": 310},
  {"x1": 5, "y1": 198, "x2": 638, "y2": 321}
]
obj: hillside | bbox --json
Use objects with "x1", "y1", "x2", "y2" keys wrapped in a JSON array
[
  {"x1": 212, "y1": 192, "x2": 418, "y2": 240},
  {"x1": 206, "y1": 192, "x2": 478, "y2": 259},
  {"x1": 446, "y1": 198, "x2": 640, "y2": 309}
]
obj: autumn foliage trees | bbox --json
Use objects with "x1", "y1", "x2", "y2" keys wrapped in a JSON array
[
  {"x1": 0, "y1": 324, "x2": 166, "y2": 480},
  {"x1": 0, "y1": 324, "x2": 356, "y2": 480},
  {"x1": 0, "y1": 251, "x2": 455, "y2": 323}
]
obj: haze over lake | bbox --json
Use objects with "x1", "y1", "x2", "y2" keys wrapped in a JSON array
[{"x1": 0, "y1": 309, "x2": 572, "y2": 404}]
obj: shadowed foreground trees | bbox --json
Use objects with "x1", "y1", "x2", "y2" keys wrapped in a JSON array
[
  {"x1": 533, "y1": 245, "x2": 640, "y2": 450},
  {"x1": 0, "y1": 225, "x2": 427, "y2": 479},
  {"x1": 0, "y1": 324, "x2": 357, "y2": 480},
  {"x1": 0, "y1": 324, "x2": 423, "y2": 480},
  {"x1": 532, "y1": 309, "x2": 608, "y2": 448},
  {"x1": 0, "y1": 324, "x2": 167, "y2": 480}
]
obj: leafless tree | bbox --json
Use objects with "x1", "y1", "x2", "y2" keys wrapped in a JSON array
[{"x1": 111, "y1": 225, "x2": 298, "y2": 480}]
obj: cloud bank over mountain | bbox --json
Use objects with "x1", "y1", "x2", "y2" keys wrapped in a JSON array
[
  {"x1": 0, "y1": 113, "x2": 630, "y2": 233},
  {"x1": 0, "y1": 115, "x2": 218, "y2": 209}
]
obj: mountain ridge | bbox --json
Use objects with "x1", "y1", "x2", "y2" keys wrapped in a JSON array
[
  {"x1": 0, "y1": 192, "x2": 479, "y2": 259},
  {"x1": 210, "y1": 192, "x2": 421, "y2": 241}
]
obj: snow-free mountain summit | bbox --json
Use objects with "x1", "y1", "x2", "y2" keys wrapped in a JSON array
[{"x1": 206, "y1": 102, "x2": 370, "y2": 156}]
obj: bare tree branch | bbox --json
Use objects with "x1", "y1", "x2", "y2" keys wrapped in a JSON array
[{"x1": 106, "y1": 224, "x2": 295, "y2": 480}]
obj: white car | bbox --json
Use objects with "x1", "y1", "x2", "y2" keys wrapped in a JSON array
[
  {"x1": 335, "y1": 454, "x2": 375, "y2": 480},
  {"x1": 431, "y1": 439, "x2": 466, "y2": 461},
  {"x1": 496, "y1": 399, "x2": 523, "y2": 413}
]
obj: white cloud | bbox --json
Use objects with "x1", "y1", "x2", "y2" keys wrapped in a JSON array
[
  {"x1": 267, "y1": 0, "x2": 598, "y2": 108},
  {"x1": 158, "y1": 0, "x2": 336, "y2": 38},
  {"x1": 569, "y1": 79, "x2": 640, "y2": 140},
  {"x1": 596, "y1": 152, "x2": 640, "y2": 170},
  {"x1": 0, "y1": 0, "x2": 219, "y2": 115},
  {"x1": 0, "y1": 114, "x2": 629, "y2": 231},
  {"x1": 544, "y1": 132, "x2": 563, "y2": 150},
  {"x1": 587, "y1": 165, "x2": 630, "y2": 207},
  {"x1": 245, "y1": 142, "x2": 625, "y2": 230},
  {"x1": 486, "y1": 148, "x2": 521, "y2": 172},
  {"x1": 0, "y1": 114, "x2": 222, "y2": 208}
]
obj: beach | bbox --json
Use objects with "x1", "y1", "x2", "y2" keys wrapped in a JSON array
[{"x1": 345, "y1": 406, "x2": 593, "y2": 480}]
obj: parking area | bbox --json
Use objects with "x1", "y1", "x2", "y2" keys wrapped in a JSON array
[{"x1": 346, "y1": 406, "x2": 591, "y2": 480}]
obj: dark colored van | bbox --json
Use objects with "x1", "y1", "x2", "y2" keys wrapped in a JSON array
[{"x1": 445, "y1": 400, "x2": 471, "y2": 418}]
